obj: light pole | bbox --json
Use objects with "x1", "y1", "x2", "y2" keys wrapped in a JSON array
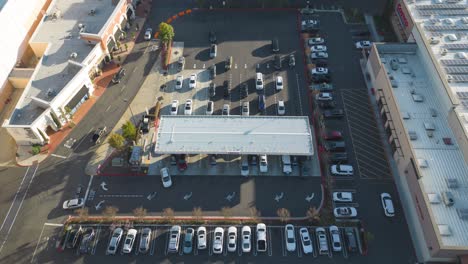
[
  {"x1": 123, "y1": 99, "x2": 138, "y2": 126},
  {"x1": 306, "y1": 0, "x2": 310, "y2": 9},
  {"x1": 222, "y1": 1, "x2": 226, "y2": 24}
]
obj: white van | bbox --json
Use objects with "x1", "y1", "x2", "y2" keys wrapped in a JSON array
[
  {"x1": 256, "y1": 73, "x2": 264, "y2": 90},
  {"x1": 281, "y1": 155, "x2": 292, "y2": 174}
]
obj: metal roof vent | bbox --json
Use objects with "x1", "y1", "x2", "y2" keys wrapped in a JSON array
[
  {"x1": 89, "y1": 9, "x2": 96, "y2": 16},
  {"x1": 409, "y1": 131, "x2": 418, "y2": 140},
  {"x1": 69, "y1": 52, "x2": 78, "y2": 59},
  {"x1": 462, "y1": 17, "x2": 468, "y2": 24},
  {"x1": 456, "y1": 52, "x2": 467, "y2": 59},
  {"x1": 428, "y1": 193, "x2": 441, "y2": 204},
  {"x1": 442, "y1": 191, "x2": 455, "y2": 207},
  {"x1": 457, "y1": 208, "x2": 468, "y2": 220},
  {"x1": 446, "y1": 178, "x2": 459, "y2": 189},
  {"x1": 438, "y1": 225, "x2": 452, "y2": 236},
  {"x1": 441, "y1": 48, "x2": 448, "y2": 56},
  {"x1": 444, "y1": 18, "x2": 455, "y2": 26},
  {"x1": 417, "y1": 159, "x2": 428, "y2": 168}
]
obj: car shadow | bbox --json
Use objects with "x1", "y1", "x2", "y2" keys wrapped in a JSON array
[{"x1": 251, "y1": 44, "x2": 271, "y2": 58}]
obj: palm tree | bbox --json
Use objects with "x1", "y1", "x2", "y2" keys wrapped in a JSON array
[
  {"x1": 162, "y1": 208, "x2": 175, "y2": 223},
  {"x1": 306, "y1": 207, "x2": 321, "y2": 223},
  {"x1": 220, "y1": 206, "x2": 232, "y2": 219},
  {"x1": 133, "y1": 206, "x2": 147, "y2": 220},
  {"x1": 192, "y1": 207, "x2": 203, "y2": 222},
  {"x1": 276, "y1": 208, "x2": 291, "y2": 223},
  {"x1": 102, "y1": 206, "x2": 119, "y2": 220}
]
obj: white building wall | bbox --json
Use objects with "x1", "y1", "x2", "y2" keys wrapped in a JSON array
[{"x1": 0, "y1": 0, "x2": 47, "y2": 92}]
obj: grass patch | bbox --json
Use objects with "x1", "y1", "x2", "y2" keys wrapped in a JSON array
[{"x1": 344, "y1": 8, "x2": 365, "y2": 24}]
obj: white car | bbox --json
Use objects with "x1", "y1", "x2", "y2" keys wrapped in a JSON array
[
  {"x1": 241, "y1": 101, "x2": 249, "y2": 116},
  {"x1": 189, "y1": 74, "x2": 197, "y2": 89},
  {"x1": 333, "y1": 192, "x2": 353, "y2": 202},
  {"x1": 168, "y1": 225, "x2": 181, "y2": 253},
  {"x1": 213, "y1": 227, "x2": 224, "y2": 254},
  {"x1": 259, "y1": 154, "x2": 268, "y2": 173},
  {"x1": 241, "y1": 226, "x2": 251, "y2": 253},
  {"x1": 160, "y1": 167, "x2": 172, "y2": 188},
  {"x1": 227, "y1": 226, "x2": 237, "y2": 252},
  {"x1": 310, "y1": 45, "x2": 327, "y2": 52},
  {"x1": 316, "y1": 92, "x2": 333, "y2": 101},
  {"x1": 329, "y1": 226, "x2": 342, "y2": 252},
  {"x1": 256, "y1": 223, "x2": 267, "y2": 252},
  {"x1": 175, "y1": 75, "x2": 183, "y2": 89},
  {"x1": 311, "y1": 67, "x2": 329, "y2": 75},
  {"x1": 206, "y1": 101, "x2": 214, "y2": 115},
  {"x1": 311, "y1": 52, "x2": 328, "y2": 59},
  {"x1": 285, "y1": 224, "x2": 296, "y2": 252},
  {"x1": 184, "y1": 99, "x2": 193, "y2": 115},
  {"x1": 276, "y1": 76, "x2": 283, "y2": 90},
  {"x1": 299, "y1": 228, "x2": 313, "y2": 254},
  {"x1": 331, "y1": 164, "x2": 354, "y2": 176},
  {"x1": 355, "y1": 40, "x2": 372, "y2": 49},
  {"x1": 107, "y1": 228, "x2": 123, "y2": 255},
  {"x1": 316, "y1": 227, "x2": 328, "y2": 255},
  {"x1": 381, "y1": 193, "x2": 395, "y2": 217},
  {"x1": 144, "y1": 28, "x2": 152, "y2": 40},
  {"x1": 222, "y1": 104, "x2": 230, "y2": 116},
  {"x1": 123, "y1": 229, "x2": 137, "y2": 253},
  {"x1": 170, "y1": 100, "x2": 179, "y2": 115},
  {"x1": 62, "y1": 198, "x2": 84, "y2": 210},
  {"x1": 255, "y1": 73, "x2": 264, "y2": 90},
  {"x1": 277, "y1": 100, "x2": 285, "y2": 115},
  {"x1": 308, "y1": 37, "x2": 325, "y2": 45},
  {"x1": 334, "y1": 207, "x2": 358, "y2": 218},
  {"x1": 197, "y1": 226, "x2": 207, "y2": 250}
]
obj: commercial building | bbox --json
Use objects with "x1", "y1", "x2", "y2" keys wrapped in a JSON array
[
  {"x1": 2, "y1": 0, "x2": 135, "y2": 145},
  {"x1": 366, "y1": 0, "x2": 468, "y2": 262}
]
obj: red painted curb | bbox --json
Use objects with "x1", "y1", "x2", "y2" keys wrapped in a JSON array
[{"x1": 196, "y1": 7, "x2": 298, "y2": 12}]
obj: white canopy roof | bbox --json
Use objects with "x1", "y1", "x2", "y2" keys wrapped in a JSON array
[{"x1": 154, "y1": 115, "x2": 314, "y2": 155}]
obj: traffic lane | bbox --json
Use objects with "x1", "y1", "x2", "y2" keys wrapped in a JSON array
[
  {"x1": 0, "y1": 167, "x2": 29, "y2": 228},
  {"x1": 87, "y1": 176, "x2": 323, "y2": 217},
  {"x1": 356, "y1": 181, "x2": 416, "y2": 264}
]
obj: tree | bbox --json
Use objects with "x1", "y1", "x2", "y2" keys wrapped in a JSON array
[
  {"x1": 124, "y1": 43, "x2": 128, "y2": 51},
  {"x1": 192, "y1": 207, "x2": 203, "y2": 221},
  {"x1": 74, "y1": 207, "x2": 89, "y2": 221},
  {"x1": 133, "y1": 206, "x2": 147, "y2": 220},
  {"x1": 122, "y1": 121, "x2": 136, "y2": 141},
  {"x1": 220, "y1": 206, "x2": 232, "y2": 219},
  {"x1": 102, "y1": 206, "x2": 119, "y2": 220},
  {"x1": 162, "y1": 208, "x2": 175, "y2": 223},
  {"x1": 108, "y1": 133, "x2": 125, "y2": 150},
  {"x1": 158, "y1": 22, "x2": 175, "y2": 47},
  {"x1": 276, "y1": 208, "x2": 291, "y2": 223},
  {"x1": 306, "y1": 207, "x2": 320, "y2": 223}
]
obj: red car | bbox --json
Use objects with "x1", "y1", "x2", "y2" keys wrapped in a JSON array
[
  {"x1": 177, "y1": 154, "x2": 187, "y2": 171},
  {"x1": 324, "y1": 131, "x2": 343, "y2": 140}
]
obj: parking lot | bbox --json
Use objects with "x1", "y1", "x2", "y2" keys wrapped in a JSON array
[{"x1": 34, "y1": 223, "x2": 364, "y2": 263}]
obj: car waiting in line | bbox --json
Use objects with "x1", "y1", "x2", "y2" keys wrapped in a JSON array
[
  {"x1": 323, "y1": 109, "x2": 344, "y2": 118},
  {"x1": 310, "y1": 45, "x2": 327, "y2": 52},
  {"x1": 324, "y1": 130, "x2": 343, "y2": 140},
  {"x1": 63, "y1": 198, "x2": 84, "y2": 210},
  {"x1": 316, "y1": 92, "x2": 333, "y2": 101},
  {"x1": 333, "y1": 192, "x2": 353, "y2": 202},
  {"x1": 308, "y1": 37, "x2": 325, "y2": 45},
  {"x1": 311, "y1": 52, "x2": 329, "y2": 59},
  {"x1": 160, "y1": 167, "x2": 172, "y2": 188},
  {"x1": 319, "y1": 101, "x2": 336, "y2": 109},
  {"x1": 381, "y1": 193, "x2": 395, "y2": 217},
  {"x1": 334, "y1": 207, "x2": 358, "y2": 218},
  {"x1": 311, "y1": 67, "x2": 329, "y2": 75},
  {"x1": 331, "y1": 164, "x2": 354, "y2": 176},
  {"x1": 355, "y1": 40, "x2": 372, "y2": 49},
  {"x1": 329, "y1": 152, "x2": 348, "y2": 162}
]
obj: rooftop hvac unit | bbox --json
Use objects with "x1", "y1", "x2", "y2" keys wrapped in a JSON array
[
  {"x1": 446, "y1": 178, "x2": 459, "y2": 188},
  {"x1": 69, "y1": 52, "x2": 78, "y2": 59},
  {"x1": 441, "y1": 48, "x2": 448, "y2": 56},
  {"x1": 441, "y1": 191, "x2": 455, "y2": 207},
  {"x1": 457, "y1": 208, "x2": 468, "y2": 220}
]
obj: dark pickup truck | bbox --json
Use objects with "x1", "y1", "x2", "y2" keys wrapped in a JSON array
[{"x1": 325, "y1": 141, "x2": 346, "y2": 152}]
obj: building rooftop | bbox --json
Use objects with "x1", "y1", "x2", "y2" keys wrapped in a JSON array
[
  {"x1": 155, "y1": 115, "x2": 314, "y2": 156},
  {"x1": 377, "y1": 43, "x2": 468, "y2": 247},
  {"x1": 8, "y1": 0, "x2": 116, "y2": 125},
  {"x1": 404, "y1": 0, "x2": 468, "y2": 146}
]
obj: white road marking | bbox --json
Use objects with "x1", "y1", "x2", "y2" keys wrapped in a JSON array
[
  {"x1": 83, "y1": 175, "x2": 94, "y2": 202},
  {"x1": 0, "y1": 164, "x2": 38, "y2": 254},
  {"x1": 235, "y1": 64, "x2": 237, "y2": 69},
  {"x1": 50, "y1": 154, "x2": 67, "y2": 159},
  {"x1": 71, "y1": 127, "x2": 94, "y2": 152},
  {"x1": 105, "y1": 105, "x2": 112, "y2": 112},
  {"x1": 44, "y1": 223, "x2": 63, "y2": 227},
  {"x1": 31, "y1": 222, "x2": 48, "y2": 263},
  {"x1": 133, "y1": 66, "x2": 138, "y2": 73},
  {"x1": 203, "y1": 64, "x2": 206, "y2": 69},
  {"x1": 295, "y1": 74, "x2": 304, "y2": 116},
  {"x1": 193, "y1": 64, "x2": 196, "y2": 69},
  {"x1": 244, "y1": 64, "x2": 247, "y2": 69}
]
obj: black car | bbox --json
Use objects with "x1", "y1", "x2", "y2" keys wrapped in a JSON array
[
  {"x1": 323, "y1": 109, "x2": 344, "y2": 118},
  {"x1": 312, "y1": 74, "x2": 331, "y2": 83},
  {"x1": 112, "y1": 68, "x2": 126, "y2": 84},
  {"x1": 223, "y1": 80, "x2": 230, "y2": 98},
  {"x1": 271, "y1": 38, "x2": 279, "y2": 52},
  {"x1": 210, "y1": 65, "x2": 216, "y2": 79},
  {"x1": 315, "y1": 61, "x2": 328, "y2": 68},
  {"x1": 329, "y1": 152, "x2": 348, "y2": 162},
  {"x1": 140, "y1": 115, "x2": 150, "y2": 133},
  {"x1": 353, "y1": 30, "x2": 371, "y2": 37},
  {"x1": 325, "y1": 141, "x2": 346, "y2": 152},
  {"x1": 318, "y1": 101, "x2": 336, "y2": 109},
  {"x1": 209, "y1": 83, "x2": 216, "y2": 97},
  {"x1": 92, "y1": 126, "x2": 107, "y2": 144},
  {"x1": 274, "y1": 55, "x2": 282, "y2": 70},
  {"x1": 240, "y1": 83, "x2": 248, "y2": 98},
  {"x1": 209, "y1": 31, "x2": 217, "y2": 43}
]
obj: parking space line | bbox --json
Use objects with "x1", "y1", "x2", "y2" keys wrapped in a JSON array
[
  {"x1": 295, "y1": 74, "x2": 304, "y2": 116},
  {"x1": 208, "y1": 227, "x2": 213, "y2": 256},
  {"x1": 296, "y1": 228, "x2": 302, "y2": 258},
  {"x1": 31, "y1": 222, "x2": 47, "y2": 263},
  {"x1": 341, "y1": 228, "x2": 349, "y2": 259},
  {"x1": 91, "y1": 226, "x2": 101, "y2": 255},
  {"x1": 149, "y1": 228, "x2": 156, "y2": 255},
  {"x1": 223, "y1": 228, "x2": 228, "y2": 256},
  {"x1": 252, "y1": 226, "x2": 257, "y2": 256},
  {"x1": 164, "y1": 228, "x2": 169, "y2": 256},
  {"x1": 135, "y1": 228, "x2": 142, "y2": 256},
  {"x1": 267, "y1": 227, "x2": 273, "y2": 256},
  {"x1": 179, "y1": 230, "x2": 184, "y2": 255},
  {"x1": 281, "y1": 227, "x2": 286, "y2": 256},
  {"x1": 310, "y1": 229, "x2": 317, "y2": 258},
  {"x1": 237, "y1": 226, "x2": 242, "y2": 256}
]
